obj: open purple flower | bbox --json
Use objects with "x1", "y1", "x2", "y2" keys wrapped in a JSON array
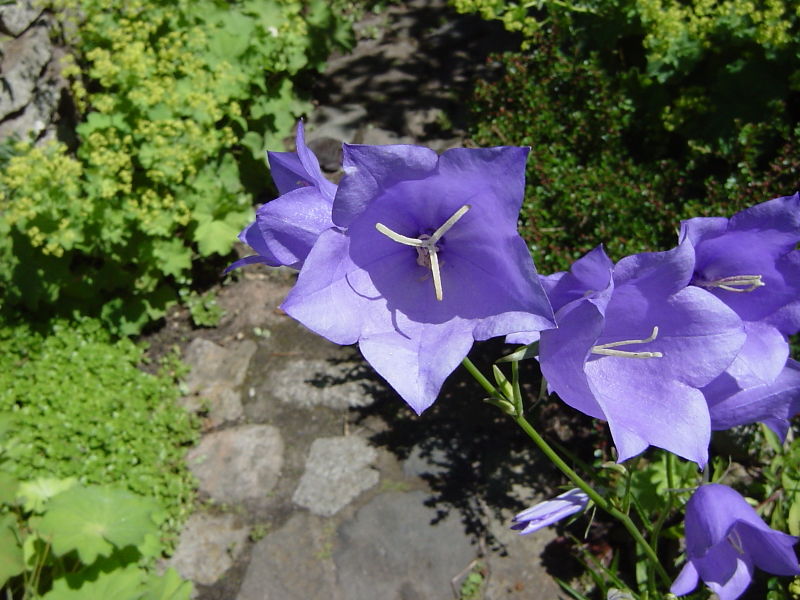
[
  {"x1": 511, "y1": 488, "x2": 589, "y2": 535},
  {"x1": 534, "y1": 243, "x2": 745, "y2": 466},
  {"x1": 281, "y1": 144, "x2": 555, "y2": 414},
  {"x1": 227, "y1": 121, "x2": 337, "y2": 272},
  {"x1": 672, "y1": 483, "x2": 800, "y2": 600},
  {"x1": 680, "y1": 193, "x2": 800, "y2": 337}
]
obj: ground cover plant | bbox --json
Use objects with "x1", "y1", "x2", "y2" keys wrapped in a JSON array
[
  {"x1": 0, "y1": 319, "x2": 199, "y2": 550},
  {"x1": 0, "y1": 0, "x2": 358, "y2": 335}
]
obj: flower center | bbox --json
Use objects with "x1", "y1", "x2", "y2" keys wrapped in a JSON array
[
  {"x1": 375, "y1": 204, "x2": 471, "y2": 301},
  {"x1": 591, "y1": 326, "x2": 663, "y2": 359},
  {"x1": 694, "y1": 274, "x2": 765, "y2": 293}
]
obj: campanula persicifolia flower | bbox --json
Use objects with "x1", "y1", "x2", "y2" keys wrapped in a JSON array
[
  {"x1": 281, "y1": 143, "x2": 555, "y2": 414},
  {"x1": 671, "y1": 484, "x2": 800, "y2": 600}
]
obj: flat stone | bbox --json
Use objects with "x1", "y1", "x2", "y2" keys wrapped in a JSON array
[
  {"x1": 0, "y1": 0, "x2": 43, "y2": 36},
  {"x1": 187, "y1": 424, "x2": 284, "y2": 504},
  {"x1": 334, "y1": 490, "x2": 477, "y2": 600},
  {"x1": 168, "y1": 511, "x2": 250, "y2": 586},
  {"x1": 292, "y1": 436, "x2": 378, "y2": 517},
  {"x1": 183, "y1": 337, "x2": 256, "y2": 393},
  {"x1": 271, "y1": 358, "x2": 374, "y2": 409},
  {"x1": 237, "y1": 512, "x2": 340, "y2": 600}
]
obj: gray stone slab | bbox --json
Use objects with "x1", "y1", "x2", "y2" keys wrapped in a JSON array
[
  {"x1": 187, "y1": 424, "x2": 284, "y2": 504},
  {"x1": 334, "y1": 490, "x2": 477, "y2": 599},
  {"x1": 237, "y1": 512, "x2": 340, "y2": 600},
  {"x1": 0, "y1": 0, "x2": 43, "y2": 36},
  {"x1": 271, "y1": 358, "x2": 374, "y2": 409},
  {"x1": 0, "y1": 22, "x2": 52, "y2": 120},
  {"x1": 168, "y1": 511, "x2": 250, "y2": 586},
  {"x1": 292, "y1": 436, "x2": 378, "y2": 517}
]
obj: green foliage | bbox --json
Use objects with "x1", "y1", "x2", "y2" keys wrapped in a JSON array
[
  {"x1": 0, "y1": 319, "x2": 199, "y2": 544},
  {"x1": 181, "y1": 289, "x2": 225, "y2": 328},
  {"x1": 0, "y1": 474, "x2": 193, "y2": 599},
  {"x1": 0, "y1": 0, "x2": 357, "y2": 334},
  {"x1": 458, "y1": 564, "x2": 486, "y2": 600},
  {"x1": 469, "y1": 38, "x2": 681, "y2": 273}
]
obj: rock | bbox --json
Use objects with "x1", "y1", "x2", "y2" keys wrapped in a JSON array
[
  {"x1": 0, "y1": 20, "x2": 52, "y2": 120},
  {"x1": 292, "y1": 436, "x2": 378, "y2": 517},
  {"x1": 402, "y1": 444, "x2": 449, "y2": 479},
  {"x1": 334, "y1": 491, "x2": 477, "y2": 599},
  {"x1": 237, "y1": 512, "x2": 340, "y2": 600},
  {"x1": 0, "y1": 0, "x2": 43, "y2": 36},
  {"x1": 181, "y1": 338, "x2": 256, "y2": 426},
  {"x1": 270, "y1": 358, "x2": 374, "y2": 410},
  {"x1": 187, "y1": 424, "x2": 284, "y2": 504},
  {"x1": 168, "y1": 511, "x2": 250, "y2": 587}
]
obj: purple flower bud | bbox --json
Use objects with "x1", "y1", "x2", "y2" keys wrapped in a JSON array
[
  {"x1": 511, "y1": 488, "x2": 589, "y2": 535},
  {"x1": 672, "y1": 484, "x2": 800, "y2": 600}
]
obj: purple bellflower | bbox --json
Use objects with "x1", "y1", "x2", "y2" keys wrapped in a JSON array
[
  {"x1": 672, "y1": 483, "x2": 800, "y2": 600},
  {"x1": 680, "y1": 193, "x2": 800, "y2": 337},
  {"x1": 681, "y1": 194, "x2": 800, "y2": 435},
  {"x1": 281, "y1": 144, "x2": 555, "y2": 414},
  {"x1": 511, "y1": 488, "x2": 590, "y2": 535},
  {"x1": 529, "y1": 243, "x2": 745, "y2": 466},
  {"x1": 227, "y1": 121, "x2": 336, "y2": 272}
]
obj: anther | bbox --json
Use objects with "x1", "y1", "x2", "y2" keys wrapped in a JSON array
[
  {"x1": 591, "y1": 326, "x2": 663, "y2": 359},
  {"x1": 375, "y1": 204, "x2": 471, "y2": 301},
  {"x1": 695, "y1": 274, "x2": 765, "y2": 293}
]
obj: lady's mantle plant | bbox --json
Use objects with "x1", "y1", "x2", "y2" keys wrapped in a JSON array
[{"x1": 229, "y1": 123, "x2": 800, "y2": 599}]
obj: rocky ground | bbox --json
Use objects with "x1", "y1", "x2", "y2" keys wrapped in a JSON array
[{"x1": 151, "y1": 2, "x2": 584, "y2": 598}]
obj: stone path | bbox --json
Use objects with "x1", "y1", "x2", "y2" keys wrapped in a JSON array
[{"x1": 163, "y1": 2, "x2": 570, "y2": 598}]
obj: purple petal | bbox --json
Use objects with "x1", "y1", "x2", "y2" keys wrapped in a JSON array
[
  {"x1": 267, "y1": 150, "x2": 309, "y2": 196},
  {"x1": 333, "y1": 144, "x2": 439, "y2": 227},
  {"x1": 736, "y1": 521, "x2": 800, "y2": 576},
  {"x1": 696, "y1": 546, "x2": 753, "y2": 600},
  {"x1": 545, "y1": 245, "x2": 614, "y2": 313},
  {"x1": 359, "y1": 315, "x2": 475, "y2": 415},
  {"x1": 256, "y1": 186, "x2": 334, "y2": 268},
  {"x1": 684, "y1": 485, "x2": 769, "y2": 554},
  {"x1": 671, "y1": 561, "x2": 700, "y2": 596},
  {"x1": 612, "y1": 241, "x2": 696, "y2": 298},
  {"x1": 294, "y1": 120, "x2": 337, "y2": 201},
  {"x1": 511, "y1": 489, "x2": 589, "y2": 535}
]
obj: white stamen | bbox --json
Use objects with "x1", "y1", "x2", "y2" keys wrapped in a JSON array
[
  {"x1": 727, "y1": 529, "x2": 745, "y2": 555},
  {"x1": 591, "y1": 326, "x2": 663, "y2": 359},
  {"x1": 375, "y1": 204, "x2": 471, "y2": 301},
  {"x1": 695, "y1": 274, "x2": 765, "y2": 293}
]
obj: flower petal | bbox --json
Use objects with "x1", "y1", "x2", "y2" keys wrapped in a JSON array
[{"x1": 670, "y1": 561, "x2": 699, "y2": 596}]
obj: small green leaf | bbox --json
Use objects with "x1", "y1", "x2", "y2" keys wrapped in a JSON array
[
  {"x1": 194, "y1": 219, "x2": 240, "y2": 256},
  {"x1": 496, "y1": 341, "x2": 540, "y2": 363},
  {"x1": 0, "y1": 471, "x2": 19, "y2": 505},
  {"x1": 788, "y1": 496, "x2": 800, "y2": 536},
  {"x1": 141, "y1": 568, "x2": 194, "y2": 600},
  {"x1": 36, "y1": 485, "x2": 161, "y2": 564}
]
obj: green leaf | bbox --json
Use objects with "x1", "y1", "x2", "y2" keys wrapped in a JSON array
[
  {"x1": 0, "y1": 514, "x2": 25, "y2": 587},
  {"x1": 141, "y1": 568, "x2": 194, "y2": 600},
  {"x1": 788, "y1": 495, "x2": 800, "y2": 536},
  {"x1": 152, "y1": 239, "x2": 192, "y2": 279},
  {"x1": 35, "y1": 485, "x2": 161, "y2": 564},
  {"x1": 17, "y1": 477, "x2": 78, "y2": 513},
  {"x1": 496, "y1": 341, "x2": 540, "y2": 363},
  {"x1": 43, "y1": 564, "x2": 145, "y2": 600},
  {"x1": 0, "y1": 471, "x2": 19, "y2": 505},
  {"x1": 194, "y1": 219, "x2": 240, "y2": 256}
]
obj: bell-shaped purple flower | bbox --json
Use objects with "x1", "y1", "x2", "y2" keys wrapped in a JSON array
[
  {"x1": 672, "y1": 483, "x2": 800, "y2": 600},
  {"x1": 281, "y1": 144, "x2": 555, "y2": 414},
  {"x1": 511, "y1": 488, "x2": 590, "y2": 535},
  {"x1": 680, "y1": 193, "x2": 800, "y2": 337},
  {"x1": 534, "y1": 243, "x2": 746, "y2": 466},
  {"x1": 227, "y1": 121, "x2": 337, "y2": 272}
]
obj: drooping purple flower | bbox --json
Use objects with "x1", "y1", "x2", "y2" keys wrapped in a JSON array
[
  {"x1": 534, "y1": 243, "x2": 745, "y2": 466},
  {"x1": 680, "y1": 193, "x2": 800, "y2": 337},
  {"x1": 511, "y1": 488, "x2": 590, "y2": 535},
  {"x1": 672, "y1": 483, "x2": 800, "y2": 600},
  {"x1": 281, "y1": 144, "x2": 555, "y2": 414},
  {"x1": 227, "y1": 121, "x2": 337, "y2": 272}
]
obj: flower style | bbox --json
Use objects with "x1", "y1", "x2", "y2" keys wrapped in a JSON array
[
  {"x1": 227, "y1": 121, "x2": 337, "y2": 272},
  {"x1": 532, "y1": 243, "x2": 745, "y2": 466},
  {"x1": 281, "y1": 144, "x2": 555, "y2": 414},
  {"x1": 511, "y1": 488, "x2": 589, "y2": 535},
  {"x1": 671, "y1": 483, "x2": 800, "y2": 600}
]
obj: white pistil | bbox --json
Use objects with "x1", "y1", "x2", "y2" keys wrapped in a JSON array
[
  {"x1": 591, "y1": 326, "x2": 663, "y2": 359},
  {"x1": 375, "y1": 204, "x2": 471, "y2": 301},
  {"x1": 695, "y1": 274, "x2": 765, "y2": 293},
  {"x1": 727, "y1": 529, "x2": 745, "y2": 555}
]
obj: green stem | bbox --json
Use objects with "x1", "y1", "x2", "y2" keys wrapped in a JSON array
[{"x1": 461, "y1": 357, "x2": 672, "y2": 588}]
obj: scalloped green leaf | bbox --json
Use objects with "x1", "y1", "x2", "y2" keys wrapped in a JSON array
[
  {"x1": 42, "y1": 564, "x2": 144, "y2": 600},
  {"x1": 17, "y1": 477, "x2": 77, "y2": 513},
  {"x1": 141, "y1": 568, "x2": 194, "y2": 600},
  {"x1": 36, "y1": 486, "x2": 161, "y2": 564}
]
